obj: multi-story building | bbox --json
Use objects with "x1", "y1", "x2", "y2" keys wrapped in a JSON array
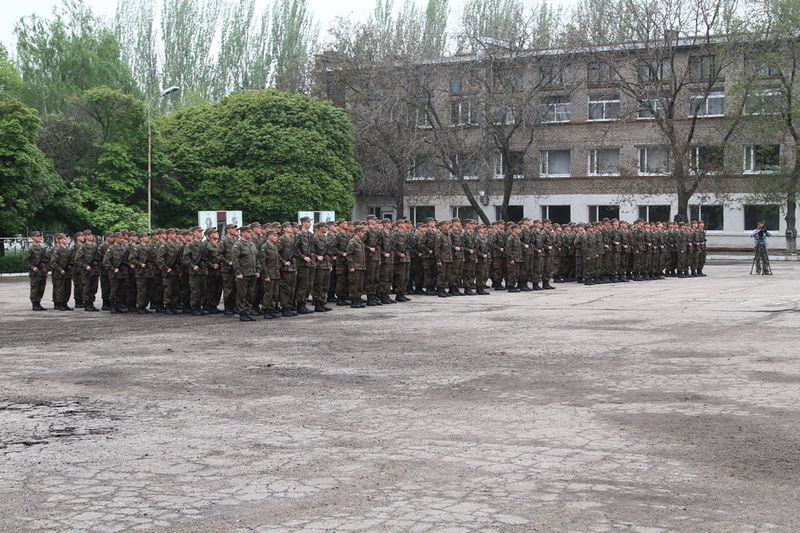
[{"x1": 316, "y1": 38, "x2": 799, "y2": 249}]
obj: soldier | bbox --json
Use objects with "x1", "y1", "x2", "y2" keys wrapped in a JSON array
[
  {"x1": 518, "y1": 218, "x2": 533, "y2": 290},
  {"x1": 156, "y1": 229, "x2": 182, "y2": 314},
  {"x1": 362, "y1": 215, "x2": 383, "y2": 305},
  {"x1": 204, "y1": 228, "x2": 223, "y2": 313},
  {"x1": 277, "y1": 222, "x2": 299, "y2": 317},
  {"x1": 422, "y1": 217, "x2": 438, "y2": 295},
  {"x1": 460, "y1": 219, "x2": 478, "y2": 295},
  {"x1": 697, "y1": 220, "x2": 708, "y2": 276},
  {"x1": 676, "y1": 222, "x2": 691, "y2": 277},
  {"x1": 71, "y1": 232, "x2": 85, "y2": 308},
  {"x1": 377, "y1": 218, "x2": 396, "y2": 304},
  {"x1": 505, "y1": 224, "x2": 523, "y2": 293},
  {"x1": 184, "y1": 226, "x2": 209, "y2": 315},
  {"x1": 102, "y1": 233, "x2": 128, "y2": 313},
  {"x1": 97, "y1": 232, "x2": 113, "y2": 310},
  {"x1": 124, "y1": 232, "x2": 138, "y2": 311},
  {"x1": 475, "y1": 224, "x2": 491, "y2": 295},
  {"x1": 333, "y1": 220, "x2": 352, "y2": 306},
  {"x1": 392, "y1": 218, "x2": 412, "y2": 301},
  {"x1": 148, "y1": 229, "x2": 165, "y2": 312},
  {"x1": 347, "y1": 225, "x2": 368, "y2": 308},
  {"x1": 293, "y1": 216, "x2": 315, "y2": 315},
  {"x1": 312, "y1": 222, "x2": 333, "y2": 312},
  {"x1": 76, "y1": 230, "x2": 101, "y2": 312},
  {"x1": 572, "y1": 224, "x2": 587, "y2": 283},
  {"x1": 250, "y1": 222, "x2": 265, "y2": 313},
  {"x1": 409, "y1": 221, "x2": 425, "y2": 294},
  {"x1": 232, "y1": 225, "x2": 260, "y2": 321},
  {"x1": 220, "y1": 225, "x2": 239, "y2": 314},
  {"x1": 259, "y1": 229, "x2": 282, "y2": 319},
  {"x1": 489, "y1": 220, "x2": 507, "y2": 290},
  {"x1": 130, "y1": 232, "x2": 157, "y2": 313},
  {"x1": 23, "y1": 231, "x2": 49, "y2": 311},
  {"x1": 434, "y1": 219, "x2": 453, "y2": 298},
  {"x1": 449, "y1": 218, "x2": 465, "y2": 296},
  {"x1": 48, "y1": 233, "x2": 73, "y2": 310}
]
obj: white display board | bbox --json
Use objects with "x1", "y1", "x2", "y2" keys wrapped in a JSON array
[{"x1": 198, "y1": 211, "x2": 243, "y2": 230}]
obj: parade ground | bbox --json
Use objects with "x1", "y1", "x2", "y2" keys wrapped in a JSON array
[{"x1": 1, "y1": 262, "x2": 798, "y2": 533}]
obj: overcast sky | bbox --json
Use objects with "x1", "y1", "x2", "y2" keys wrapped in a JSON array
[{"x1": 1, "y1": 0, "x2": 579, "y2": 54}]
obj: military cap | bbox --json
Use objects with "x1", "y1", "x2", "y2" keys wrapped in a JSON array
[
  {"x1": 465, "y1": 219, "x2": 476, "y2": 225},
  {"x1": 298, "y1": 216, "x2": 311, "y2": 223},
  {"x1": 602, "y1": 217, "x2": 610, "y2": 222},
  {"x1": 281, "y1": 221, "x2": 292, "y2": 228},
  {"x1": 265, "y1": 229, "x2": 278, "y2": 236},
  {"x1": 74, "y1": 231, "x2": 83, "y2": 238},
  {"x1": 494, "y1": 219, "x2": 505, "y2": 225},
  {"x1": 354, "y1": 225, "x2": 367, "y2": 233},
  {"x1": 271, "y1": 222, "x2": 281, "y2": 228},
  {"x1": 437, "y1": 220, "x2": 449, "y2": 227},
  {"x1": 30, "y1": 231, "x2": 42, "y2": 237},
  {"x1": 204, "y1": 227, "x2": 217, "y2": 236},
  {"x1": 335, "y1": 219, "x2": 347, "y2": 225},
  {"x1": 249, "y1": 222, "x2": 261, "y2": 229},
  {"x1": 366, "y1": 215, "x2": 377, "y2": 220},
  {"x1": 102, "y1": 231, "x2": 112, "y2": 237},
  {"x1": 451, "y1": 217, "x2": 461, "y2": 223},
  {"x1": 593, "y1": 221, "x2": 602, "y2": 226},
  {"x1": 543, "y1": 219, "x2": 551, "y2": 224},
  {"x1": 691, "y1": 220, "x2": 699, "y2": 224},
  {"x1": 291, "y1": 222, "x2": 299, "y2": 228},
  {"x1": 477, "y1": 223, "x2": 486, "y2": 229},
  {"x1": 508, "y1": 223, "x2": 518, "y2": 229},
  {"x1": 112, "y1": 232, "x2": 122, "y2": 237},
  {"x1": 584, "y1": 223, "x2": 592, "y2": 229},
  {"x1": 416, "y1": 222, "x2": 426, "y2": 227},
  {"x1": 425, "y1": 217, "x2": 435, "y2": 223},
  {"x1": 382, "y1": 218, "x2": 393, "y2": 225},
  {"x1": 314, "y1": 222, "x2": 328, "y2": 230},
  {"x1": 553, "y1": 223, "x2": 561, "y2": 228},
  {"x1": 191, "y1": 226, "x2": 202, "y2": 232},
  {"x1": 138, "y1": 232, "x2": 147, "y2": 238},
  {"x1": 611, "y1": 218, "x2": 619, "y2": 223},
  {"x1": 54, "y1": 233, "x2": 66, "y2": 239},
  {"x1": 240, "y1": 225, "x2": 253, "y2": 233},
  {"x1": 83, "y1": 229, "x2": 93, "y2": 235},
  {"x1": 226, "y1": 224, "x2": 238, "y2": 230}
]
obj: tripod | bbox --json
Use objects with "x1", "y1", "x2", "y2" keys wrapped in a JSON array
[{"x1": 750, "y1": 244, "x2": 772, "y2": 275}]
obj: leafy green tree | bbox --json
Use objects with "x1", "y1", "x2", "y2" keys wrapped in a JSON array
[
  {"x1": 160, "y1": 89, "x2": 360, "y2": 223},
  {"x1": 0, "y1": 98, "x2": 61, "y2": 247},
  {"x1": 14, "y1": 0, "x2": 136, "y2": 114},
  {"x1": 36, "y1": 87, "x2": 153, "y2": 232},
  {"x1": 0, "y1": 44, "x2": 23, "y2": 99}
]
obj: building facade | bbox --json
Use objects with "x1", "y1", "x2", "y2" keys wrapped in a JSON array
[{"x1": 317, "y1": 39, "x2": 799, "y2": 250}]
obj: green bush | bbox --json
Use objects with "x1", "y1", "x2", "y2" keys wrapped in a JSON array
[{"x1": 0, "y1": 252, "x2": 25, "y2": 273}]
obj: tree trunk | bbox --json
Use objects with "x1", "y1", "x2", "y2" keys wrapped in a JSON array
[
  {"x1": 458, "y1": 180, "x2": 490, "y2": 224},
  {"x1": 785, "y1": 190, "x2": 797, "y2": 254},
  {"x1": 676, "y1": 184, "x2": 691, "y2": 223}
]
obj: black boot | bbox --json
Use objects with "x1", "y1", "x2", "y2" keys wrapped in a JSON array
[
  {"x1": 508, "y1": 286, "x2": 521, "y2": 293},
  {"x1": 296, "y1": 303, "x2": 313, "y2": 315},
  {"x1": 208, "y1": 306, "x2": 220, "y2": 314},
  {"x1": 239, "y1": 313, "x2": 254, "y2": 322},
  {"x1": 165, "y1": 305, "x2": 175, "y2": 315},
  {"x1": 282, "y1": 307, "x2": 296, "y2": 317},
  {"x1": 698, "y1": 269, "x2": 706, "y2": 276},
  {"x1": 314, "y1": 301, "x2": 326, "y2": 312},
  {"x1": 32, "y1": 302, "x2": 47, "y2": 311},
  {"x1": 84, "y1": 303, "x2": 99, "y2": 311},
  {"x1": 110, "y1": 304, "x2": 119, "y2": 314},
  {"x1": 449, "y1": 287, "x2": 463, "y2": 296},
  {"x1": 532, "y1": 282, "x2": 543, "y2": 291},
  {"x1": 463, "y1": 288, "x2": 476, "y2": 296},
  {"x1": 75, "y1": 301, "x2": 84, "y2": 308},
  {"x1": 380, "y1": 293, "x2": 395, "y2": 304},
  {"x1": 192, "y1": 306, "x2": 203, "y2": 316},
  {"x1": 336, "y1": 297, "x2": 349, "y2": 306},
  {"x1": 476, "y1": 287, "x2": 489, "y2": 295},
  {"x1": 351, "y1": 301, "x2": 364, "y2": 308},
  {"x1": 263, "y1": 309, "x2": 276, "y2": 319},
  {"x1": 101, "y1": 300, "x2": 110, "y2": 311},
  {"x1": 437, "y1": 287, "x2": 450, "y2": 298},
  {"x1": 138, "y1": 307, "x2": 151, "y2": 314},
  {"x1": 223, "y1": 306, "x2": 235, "y2": 316}
]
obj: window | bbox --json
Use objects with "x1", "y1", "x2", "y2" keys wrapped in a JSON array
[
  {"x1": 541, "y1": 205, "x2": 571, "y2": 224},
  {"x1": 588, "y1": 205, "x2": 620, "y2": 223},
  {"x1": 689, "y1": 146, "x2": 723, "y2": 174},
  {"x1": 495, "y1": 205, "x2": 524, "y2": 222},
  {"x1": 588, "y1": 92, "x2": 620, "y2": 121},
  {"x1": 539, "y1": 95, "x2": 571, "y2": 123},
  {"x1": 689, "y1": 205, "x2": 724, "y2": 230},
  {"x1": 689, "y1": 91, "x2": 725, "y2": 117},
  {"x1": 638, "y1": 93, "x2": 667, "y2": 119},
  {"x1": 452, "y1": 205, "x2": 479, "y2": 220},
  {"x1": 494, "y1": 151, "x2": 525, "y2": 179},
  {"x1": 638, "y1": 205, "x2": 671, "y2": 223},
  {"x1": 450, "y1": 98, "x2": 479, "y2": 126},
  {"x1": 638, "y1": 146, "x2": 670, "y2": 175},
  {"x1": 539, "y1": 64, "x2": 569, "y2": 87},
  {"x1": 587, "y1": 62, "x2": 621, "y2": 85},
  {"x1": 451, "y1": 153, "x2": 480, "y2": 180},
  {"x1": 413, "y1": 107, "x2": 432, "y2": 129},
  {"x1": 540, "y1": 149, "x2": 571, "y2": 177},
  {"x1": 408, "y1": 155, "x2": 435, "y2": 180},
  {"x1": 744, "y1": 88, "x2": 784, "y2": 115},
  {"x1": 367, "y1": 206, "x2": 382, "y2": 218},
  {"x1": 744, "y1": 54, "x2": 780, "y2": 78},
  {"x1": 688, "y1": 55, "x2": 717, "y2": 81},
  {"x1": 743, "y1": 144, "x2": 780, "y2": 173},
  {"x1": 744, "y1": 204, "x2": 780, "y2": 230},
  {"x1": 588, "y1": 148, "x2": 620, "y2": 176},
  {"x1": 637, "y1": 58, "x2": 671, "y2": 82},
  {"x1": 488, "y1": 104, "x2": 515, "y2": 125},
  {"x1": 409, "y1": 205, "x2": 435, "y2": 225},
  {"x1": 494, "y1": 68, "x2": 524, "y2": 93}
]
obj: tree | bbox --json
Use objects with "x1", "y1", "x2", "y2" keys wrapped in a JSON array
[
  {"x1": 0, "y1": 98, "x2": 61, "y2": 251},
  {"x1": 159, "y1": 89, "x2": 360, "y2": 223},
  {"x1": 0, "y1": 44, "x2": 23, "y2": 99},
  {"x1": 14, "y1": 0, "x2": 137, "y2": 114},
  {"x1": 739, "y1": 0, "x2": 800, "y2": 252},
  {"x1": 36, "y1": 87, "x2": 152, "y2": 232},
  {"x1": 574, "y1": 0, "x2": 746, "y2": 223}
]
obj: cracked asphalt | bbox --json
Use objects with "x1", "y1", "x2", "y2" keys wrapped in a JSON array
[{"x1": 1, "y1": 262, "x2": 799, "y2": 532}]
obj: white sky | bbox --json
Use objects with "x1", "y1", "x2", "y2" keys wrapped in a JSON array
[{"x1": 1, "y1": 0, "x2": 578, "y2": 54}]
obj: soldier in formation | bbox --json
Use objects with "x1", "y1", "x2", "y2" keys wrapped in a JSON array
[{"x1": 22, "y1": 216, "x2": 707, "y2": 315}]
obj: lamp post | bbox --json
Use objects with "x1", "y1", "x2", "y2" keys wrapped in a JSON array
[{"x1": 147, "y1": 86, "x2": 180, "y2": 231}]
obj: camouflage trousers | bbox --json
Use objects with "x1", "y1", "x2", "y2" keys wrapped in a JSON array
[
  {"x1": 29, "y1": 274, "x2": 47, "y2": 304},
  {"x1": 81, "y1": 271, "x2": 100, "y2": 305}
]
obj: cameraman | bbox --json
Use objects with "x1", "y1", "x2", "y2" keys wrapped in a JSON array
[{"x1": 750, "y1": 221, "x2": 771, "y2": 275}]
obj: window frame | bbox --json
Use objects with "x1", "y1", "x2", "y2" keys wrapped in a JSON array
[
  {"x1": 540, "y1": 149, "x2": 571, "y2": 178},
  {"x1": 743, "y1": 144, "x2": 781, "y2": 174},
  {"x1": 688, "y1": 146, "x2": 724, "y2": 175},
  {"x1": 637, "y1": 146, "x2": 671, "y2": 176},
  {"x1": 494, "y1": 151, "x2": 525, "y2": 180},
  {"x1": 407, "y1": 154, "x2": 436, "y2": 181},
  {"x1": 689, "y1": 204, "x2": 724, "y2": 231},
  {"x1": 539, "y1": 95, "x2": 571, "y2": 123},
  {"x1": 588, "y1": 91, "x2": 621, "y2": 121},
  {"x1": 587, "y1": 148, "x2": 621, "y2": 176},
  {"x1": 541, "y1": 205, "x2": 572, "y2": 224},
  {"x1": 744, "y1": 88, "x2": 784, "y2": 116},
  {"x1": 409, "y1": 205, "x2": 436, "y2": 225},
  {"x1": 588, "y1": 205, "x2": 621, "y2": 223},
  {"x1": 688, "y1": 91, "x2": 725, "y2": 118},
  {"x1": 637, "y1": 205, "x2": 672, "y2": 223},
  {"x1": 743, "y1": 204, "x2": 780, "y2": 231}
]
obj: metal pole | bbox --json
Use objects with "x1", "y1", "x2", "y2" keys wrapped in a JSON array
[{"x1": 147, "y1": 101, "x2": 153, "y2": 232}]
